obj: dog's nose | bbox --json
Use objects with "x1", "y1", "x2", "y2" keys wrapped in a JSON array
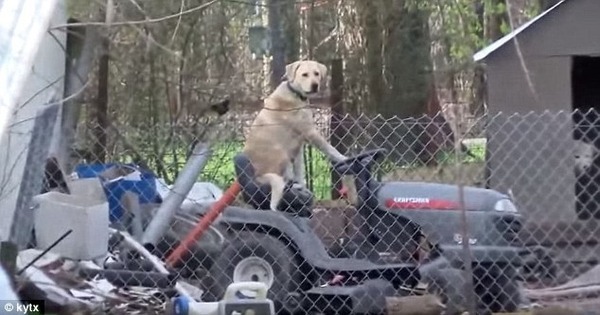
[{"x1": 311, "y1": 83, "x2": 319, "y2": 93}]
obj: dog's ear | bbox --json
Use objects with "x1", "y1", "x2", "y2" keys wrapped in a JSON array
[
  {"x1": 285, "y1": 61, "x2": 302, "y2": 82},
  {"x1": 316, "y1": 62, "x2": 328, "y2": 79},
  {"x1": 317, "y1": 62, "x2": 328, "y2": 91}
]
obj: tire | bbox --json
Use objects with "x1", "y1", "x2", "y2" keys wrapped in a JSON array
[
  {"x1": 474, "y1": 263, "x2": 521, "y2": 313},
  {"x1": 420, "y1": 258, "x2": 487, "y2": 315},
  {"x1": 421, "y1": 267, "x2": 468, "y2": 315},
  {"x1": 522, "y1": 247, "x2": 556, "y2": 282},
  {"x1": 490, "y1": 273, "x2": 520, "y2": 312},
  {"x1": 204, "y1": 231, "x2": 303, "y2": 314}
]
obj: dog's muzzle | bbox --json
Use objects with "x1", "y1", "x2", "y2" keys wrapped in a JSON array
[{"x1": 310, "y1": 83, "x2": 319, "y2": 93}]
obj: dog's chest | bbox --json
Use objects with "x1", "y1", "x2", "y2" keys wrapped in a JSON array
[
  {"x1": 289, "y1": 107, "x2": 313, "y2": 127},
  {"x1": 274, "y1": 108, "x2": 312, "y2": 132}
]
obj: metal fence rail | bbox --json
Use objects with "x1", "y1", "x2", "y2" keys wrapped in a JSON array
[{"x1": 18, "y1": 109, "x2": 600, "y2": 314}]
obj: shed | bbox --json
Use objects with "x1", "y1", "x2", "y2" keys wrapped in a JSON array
[{"x1": 474, "y1": 0, "x2": 600, "y2": 222}]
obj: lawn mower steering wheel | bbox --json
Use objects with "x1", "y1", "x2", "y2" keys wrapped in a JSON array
[{"x1": 334, "y1": 148, "x2": 387, "y2": 174}]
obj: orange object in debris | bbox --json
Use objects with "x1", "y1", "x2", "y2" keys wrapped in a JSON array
[{"x1": 165, "y1": 181, "x2": 241, "y2": 267}]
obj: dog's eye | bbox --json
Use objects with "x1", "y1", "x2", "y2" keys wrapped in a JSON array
[
  {"x1": 314, "y1": 71, "x2": 320, "y2": 76},
  {"x1": 302, "y1": 73, "x2": 309, "y2": 77}
]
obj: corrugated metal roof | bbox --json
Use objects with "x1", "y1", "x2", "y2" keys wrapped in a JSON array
[{"x1": 473, "y1": 0, "x2": 566, "y2": 62}]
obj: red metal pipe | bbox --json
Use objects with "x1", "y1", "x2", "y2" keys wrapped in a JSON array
[{"x1": 166, "y1": 181, "x2": 241, "y2": 267}]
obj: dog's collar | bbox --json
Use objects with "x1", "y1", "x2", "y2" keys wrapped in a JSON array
[{"x1": 286, "y1": 81, "x2": 308, "y2": 101}]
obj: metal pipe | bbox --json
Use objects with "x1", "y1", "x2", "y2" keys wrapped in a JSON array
[
  {"x1": 166, "y1": 181, "x2": 241, "y2": 267},
  {"x1": 142, "y1": 142, "x2": 212, "y2": 246}
]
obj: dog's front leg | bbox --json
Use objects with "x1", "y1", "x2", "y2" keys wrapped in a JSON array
[
  {"x1": 257, "y1": 173, "x2": 286, "y2": 211},
  {"x1": 292, "y1": 146, "x2": 307, "y2": 188},
  {"x1": 283, "y1": 161, "x2": 295, "y2": 183},
  {"x1": 306, "y1": 130, "x2": 347, "y2": 163}
]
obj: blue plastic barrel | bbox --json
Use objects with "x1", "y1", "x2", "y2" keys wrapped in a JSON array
[{"x1": 74, "y1": 163, "x2": 161, "y2": 223}]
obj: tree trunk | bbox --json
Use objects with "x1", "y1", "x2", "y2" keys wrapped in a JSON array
[
  {"x1": 470, "y1": 0, "x2": 487, "y2": 115},
  {"x1": 282, "y1": 0, "x2": 300, "y2": 63},
  {"x1": 92, "y1": 34, "x2": 109, "y2": 163},
  {"x1": 57, "y1": 20, "x2": 99, "y2": 173},
  {"x1": 357, "y1": 0, "x2": 384, "y2": 115},
  {"x1": 429, "y1": 4, "x2": 457, "y2": 106},
  {"x1": 485, "y1": 0, "x2": 509, "y2": 42},
  {"x1": 268, "y1": 0, "x2": 285, "y2": 89},
  {"x1": 381, "y1": 2, "x2": 434, "y2": 118},
  {"x1": 471, "y1": 0, "x2": 509, "y2": 116},
  {"x1": 91, "y1": 2, "x2": 113, "y2": 164}
]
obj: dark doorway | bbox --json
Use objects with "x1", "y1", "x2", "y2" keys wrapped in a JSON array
[
  {"x1": 572, "y1": 56, "x2": 600, "y2": 113},
  {"x1": 572, "y1": 56, "x2": 600, "y2": 220}
]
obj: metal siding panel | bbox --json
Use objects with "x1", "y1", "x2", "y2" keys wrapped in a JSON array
[{"x1": 486, "y1": 112, "x2": 576, "y2": 222}]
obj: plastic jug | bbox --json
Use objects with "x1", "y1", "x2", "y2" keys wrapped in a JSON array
[
  {"x1": 171, "y1": 296, "x2": 219, "y2": 315},
  {"x1": 170, "y1": 282, "x2": 274, "y2": 315}
]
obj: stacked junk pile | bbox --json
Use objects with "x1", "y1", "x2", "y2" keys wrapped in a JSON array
[
  {"x1": 1, "y1": 144, "x2": 236, "y2": 315},
  {"x1": 3, "y1": 143, "x2": 282, "y2": 315}
]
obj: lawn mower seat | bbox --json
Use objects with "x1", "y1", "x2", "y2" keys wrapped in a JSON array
[{"x1": 233, "y1": 153, "x2": 314, "y2": 217}]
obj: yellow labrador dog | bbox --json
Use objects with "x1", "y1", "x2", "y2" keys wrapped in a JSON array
[{"x1": 243, "y1": 60, "x2": 348, "y2": 211}]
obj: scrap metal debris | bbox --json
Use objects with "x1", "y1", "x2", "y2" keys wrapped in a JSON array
[
  {"x1": 525, "y1": 264, "x2": 600, "y2": 300},
  {"x1": 11, "y1": 229, "x2": 193, "y2": 315}
]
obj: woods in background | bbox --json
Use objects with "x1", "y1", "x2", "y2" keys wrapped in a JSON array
[{"x1": 65, "y1": 0, "x2": 550, "y2": 181}]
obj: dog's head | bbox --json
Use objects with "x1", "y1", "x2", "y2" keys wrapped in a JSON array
[
  {"x1": 285, "y1": 60, "x2": 327, "y2": 95},
  {"x1": 575, "y1": 139, "x2": 599, "y2": 174}
]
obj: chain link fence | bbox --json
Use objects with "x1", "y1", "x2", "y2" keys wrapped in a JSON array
[{"x1": 14, "y1": 107, "x2": 600, "y2": 314}]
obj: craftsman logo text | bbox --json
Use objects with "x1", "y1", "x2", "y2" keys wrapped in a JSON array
[{"x1": 392, "y1": 197, "x2": 430, "y2": 203}]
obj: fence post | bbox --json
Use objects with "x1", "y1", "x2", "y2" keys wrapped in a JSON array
[{"x1": 329, "y1": 59, "x2": 345, "y2": 200}]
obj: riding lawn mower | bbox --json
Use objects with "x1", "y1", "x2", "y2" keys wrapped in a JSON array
[{"x1": 157, "y1": 148, "x2": 527, "y2": 314}]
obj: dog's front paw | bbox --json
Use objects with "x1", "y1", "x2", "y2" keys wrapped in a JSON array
[
  {"x1": 334, "y1": 155, "x2": 349, "y2": 163},
  {"x1": 291, "y1": 182, "x2": 305, "y2": 190}
]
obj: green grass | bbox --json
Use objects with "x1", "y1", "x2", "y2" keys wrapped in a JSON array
[
  {"x1": 201, "y1": 141, "x2": 244, "y2": 188},
  {"x1": 117, "y1": 137, "x2": 486, "y2": 201},
  {"x1": 195, "y1": 140, "x2": 487, "y2": 200},
  {"x1": 198, "y1": 141, "x2": 334, "y2": 199}
]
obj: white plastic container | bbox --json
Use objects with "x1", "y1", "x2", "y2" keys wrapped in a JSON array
[
  {"x1": 170, "y1": 282, "x2": 274, "y2": 315},
  {"x1": 67, "y1": 177, "x2": 107, "y2": 202},
  {"x1": 33, "y1": 191, "x2": 109, "y2": 260}
]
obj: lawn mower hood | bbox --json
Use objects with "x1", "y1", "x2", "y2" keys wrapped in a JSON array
[{"x1": 374, "y1": 181, "x2": 518, "y2": 213}]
